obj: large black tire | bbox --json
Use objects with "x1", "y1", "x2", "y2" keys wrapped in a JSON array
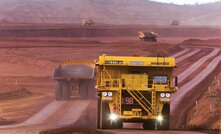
[
  {"x1": 62, "y1": 80, "x2": 71, "y2": 100},
  {"x1": 143, "y1": 119, "x2": 156, "y2": 130},
  {"x1": 79, "y1": 80, "x2": 89, "y2": 99},
  {"x1": 140, "y1": 38, "x2": 144, "y2": 41},
  {"x1": 112, "y1": 121, "x2": 123, "y2": 129},
  {"x1": 98, "y1": 101, "x2": 123, "y2": 129},
  {"x1": 55, "y1": 81, "x2": 63, "y2": 100},
  {"x1": 100, "y1": 102, "x2": 111, "y2": 129},
  {"x1": 97, "y1": 97, "x2": 101, "y2": 129},
  {"x1": 158, "y1": 104, "x2": 170, "y2": 130},
  {"x1": 147, "y1": 38, "x2": 151, "y2": 42},
  {"x1": 88, "y1": 80, "x2": 96, "y2": 99},
  {"x1": 148, "y1": 38, "x2": 156, "y2": 42}
]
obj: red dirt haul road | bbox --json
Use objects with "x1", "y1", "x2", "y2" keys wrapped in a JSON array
[
  {"x1": 0, "y1": 26, "x2": 220, "y2": 134},
  {"x1": 0, "y1": 45, "x2": 219, "y2": 134}
]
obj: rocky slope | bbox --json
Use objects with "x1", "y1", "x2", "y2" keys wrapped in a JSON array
[{"x1": 0, "y1": 0, "x2": 220, "y2": 25}]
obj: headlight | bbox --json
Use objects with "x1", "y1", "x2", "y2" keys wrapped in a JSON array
[
  {"x1": 157, "y1": 115, "x2": 163, "y2": 122},
  {"x1": 166, "y1": 93, "x2": 171, "y2": 98},
  {"x1": 109, "y1": 113, "x2": 118, "y2": 121},
  {"x1": 102, "y1": 92, "x2": 107, "y2": 97},
  {"x1": 108, "y1": 92, "x2": 113, "y2": 97},
  {"x1": 160, "y1": 93, "x2": 165, "y2": 98}
]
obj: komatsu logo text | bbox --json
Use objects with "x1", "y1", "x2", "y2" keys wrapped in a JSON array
[
  {"x1": 151, "y1": 62, "x2": 169, "y2": 65},
  {"x1": 105, "y1": 60, "x2": 123, "y2": 65},
  {"x1": 130, "y1": 61, "x2": 144, "y2": 65}
]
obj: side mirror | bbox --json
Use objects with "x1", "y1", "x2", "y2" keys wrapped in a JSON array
[{"x1": 174, "y1": 76, "x2": 178, "y2": 87}]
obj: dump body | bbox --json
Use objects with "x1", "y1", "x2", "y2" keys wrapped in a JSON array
[
  {"x1": 171, "y1": 20, "x2": 180, "y2": 26},
  {"x1": 138, "y1": 31, "x2": 158, "y2": 42},
  {"x1": 52, "y1": 61, "x2": 96, "y2": 100},
  {"x1": 96, "y1": 55, "x2": 178, "y2": 129}
]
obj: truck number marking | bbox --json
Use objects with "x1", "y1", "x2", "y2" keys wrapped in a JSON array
[{"x1": 125, "y1": 97, "x2": 133, "y2": 104}]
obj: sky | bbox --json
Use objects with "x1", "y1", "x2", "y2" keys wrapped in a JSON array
[{"x1": 150, "y1": 0, "x2": 221, "y2": 5}]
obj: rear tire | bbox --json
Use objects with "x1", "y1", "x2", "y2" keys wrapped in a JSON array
[
  {"x1": 79, "y1": 80, "x2": 90, "y2": 99},
  {"x1": 88, "y1": 80, "x2": 96, "y2": 99},
  {"x1": 62, "y1": 80, "x2": 71, "y2": 100},
  {"x1": 55, "y1": 81, "x2": 62, "y2": 100},
  {"x1": 147, "y1": 38, "x2": 151, "y2": 42}
]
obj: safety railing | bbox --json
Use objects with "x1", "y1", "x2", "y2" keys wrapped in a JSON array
[
  {"x1": 150, "y1": 79, "x2": 173, "y2": 91},
  {"x1": 103, "y1": 79, "x2": 121, "y2": 88},
  {"x1": 62, "y1": 60, "x2": 96, "y2": 65},
  {"x1": 127, "y1": 89, "x2": 153, "y2": 116},
  {"x1": 99, "y1": 69, "x2": 173, "y2": 89},
  {"x1": 100, "y1": 79, "x2": 172, "y2": 89}
]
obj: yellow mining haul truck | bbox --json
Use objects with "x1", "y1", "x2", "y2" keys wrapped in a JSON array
[
  {"x1": 96, "y1": 55, "x2": 178, "y2": 130},
  {"x1": 81, "y1": 19, "x2": 93, "y2": 26},
  {"x1": 138, "y1": 31, "x2": 158, "y2": 42}
]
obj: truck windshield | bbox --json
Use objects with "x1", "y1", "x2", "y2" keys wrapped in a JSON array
[{"x1": 153, "y1": 76, "x2": 167, "y2": 84}]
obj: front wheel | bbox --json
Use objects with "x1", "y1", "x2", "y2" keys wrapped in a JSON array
[
  {"x1": 157, "y1": 104, "x2": 170, "y2": 130},
  {"x1": 100, "y1": 102, "x2": 111, "y2": 129},
  {"x1": 143, "y1": 119, "x2": 156, "y2": 130},
  {"x1": 112, "y1": 120, "x2": 123, "y2": 129},
  {"x1": 99, "y1": 101, "x2": 123, "y2": 129},
  {"x1": 97, "y1": 97, "x2": 101, "y2": 129}
]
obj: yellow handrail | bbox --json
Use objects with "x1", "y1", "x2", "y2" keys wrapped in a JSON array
[{"x1": 127, "y1": 90, "x2": 153, "y2": 116}]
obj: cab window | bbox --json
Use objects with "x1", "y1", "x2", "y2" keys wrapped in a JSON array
[{"x1": 153, "y1": 76, "x2": 167, "y2": 84}]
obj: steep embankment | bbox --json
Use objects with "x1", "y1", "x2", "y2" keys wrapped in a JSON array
[
  {"x1": 186, "y1": 74, "x2": 221, "y2": 130},
  {"x1": 0, "y1": 0, "x2": 220, "y2": 25}
]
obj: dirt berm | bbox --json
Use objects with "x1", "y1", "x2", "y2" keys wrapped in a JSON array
[{"x1": 0, "y1": 26, "x2": 220, "y2": 38}]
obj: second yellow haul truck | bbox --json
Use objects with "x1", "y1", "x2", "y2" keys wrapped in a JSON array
[{"x1": 96, "y1": 55, "x2": 178, "y2": 130}]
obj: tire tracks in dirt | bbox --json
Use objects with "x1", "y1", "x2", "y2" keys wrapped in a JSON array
[{"x1": 0, "y1": 46, "x2": 219, "y2": 133}]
